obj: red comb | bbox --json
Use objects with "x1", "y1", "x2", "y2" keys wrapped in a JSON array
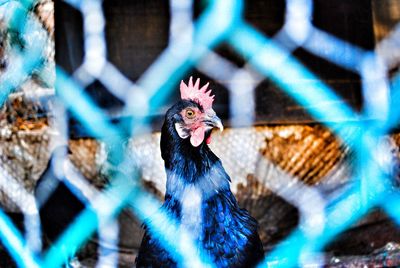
[{"x1": 180, "y1": 77, "x2": 215, "y2": 110}]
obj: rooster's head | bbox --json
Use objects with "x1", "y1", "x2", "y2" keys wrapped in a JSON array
[{"x1": 166, "y1": 77, "x2": 223, "y2": 148}]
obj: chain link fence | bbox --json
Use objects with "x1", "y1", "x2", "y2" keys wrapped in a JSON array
[{"x1": 0, "y1": 0, "x2": 400, "y2": 267}]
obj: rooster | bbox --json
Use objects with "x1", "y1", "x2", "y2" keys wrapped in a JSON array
[{"x1": 136, "y1": 77, "x2": 264, "y2": 267}]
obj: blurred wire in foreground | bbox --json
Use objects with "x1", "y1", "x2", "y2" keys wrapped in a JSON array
[{"x1": 0, "y1": 0, "x2": 399, "y2": 267}]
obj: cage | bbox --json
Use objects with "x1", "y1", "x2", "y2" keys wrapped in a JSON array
[{"x1": 0, "y1": 0, "x2": 400, "y2": 267}]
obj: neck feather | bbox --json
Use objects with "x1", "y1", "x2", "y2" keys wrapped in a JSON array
[{"x1": 160, "y1": 121, "x2": 229, "y2": 198}]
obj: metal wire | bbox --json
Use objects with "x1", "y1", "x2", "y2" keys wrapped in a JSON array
[{"x1": 0, "y1": 0, "x2": 399, "y2": 267}]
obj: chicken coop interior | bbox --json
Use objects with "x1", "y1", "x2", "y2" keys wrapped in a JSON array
[{"x1": 1, "y1": 0, "x2": 400, "y2": 267}]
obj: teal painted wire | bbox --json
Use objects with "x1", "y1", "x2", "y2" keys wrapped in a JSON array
[
  {"x1": 0, "y1": 209, "x2": 42, "y2": 267},
  {"x1": 1, "y1": 0, "x2": 400, "y2": 267}
]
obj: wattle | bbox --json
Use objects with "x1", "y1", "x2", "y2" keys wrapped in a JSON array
[{"x1": 190, "y1": 127, "x2": 205, "y2": 147}]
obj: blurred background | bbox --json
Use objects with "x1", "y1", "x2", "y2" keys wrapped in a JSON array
[{"x1": 1, "y1": 0, "x2": 400, "y2": 267}]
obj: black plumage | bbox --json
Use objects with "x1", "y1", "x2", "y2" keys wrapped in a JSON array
[{"x1": 136, "y1": 99, "x2": 264, "y2": 267}]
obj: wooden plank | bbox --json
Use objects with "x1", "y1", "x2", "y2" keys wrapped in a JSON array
[{"x1": 54, "y1": 0, "x2": 376, "y2": 137}]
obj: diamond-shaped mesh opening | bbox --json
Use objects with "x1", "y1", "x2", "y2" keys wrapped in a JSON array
[{"x1": 0, "y1": 0, "x2": 400, "y2": 267}]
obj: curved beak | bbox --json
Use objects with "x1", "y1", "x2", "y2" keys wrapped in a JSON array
[{"x1": 204, "y1": 110, "x2": 224, "y2": 132}]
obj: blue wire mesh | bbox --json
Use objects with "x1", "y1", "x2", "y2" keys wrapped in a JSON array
[{"x1": 0, "y1": 0, "x2": 399, "y2": 267}]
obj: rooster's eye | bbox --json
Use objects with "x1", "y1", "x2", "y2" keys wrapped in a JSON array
[{"x1": 186, "y1": 109, "x2": 195, "y2": 118}]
